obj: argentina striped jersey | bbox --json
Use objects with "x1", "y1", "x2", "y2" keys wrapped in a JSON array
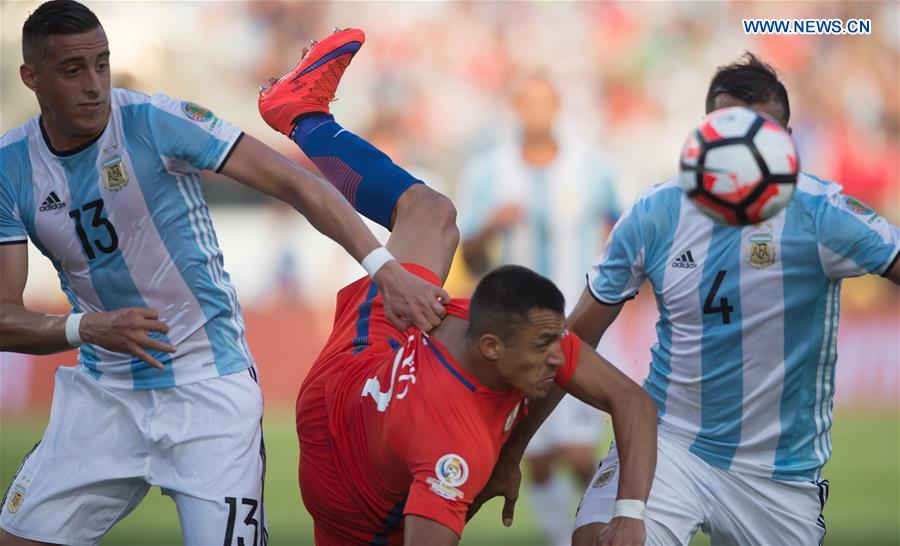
[
  {"x1": 588, "y1": 174, "x2": 900, "y2": 481},
  {"x1": 0, "y1": 88, "x2": 254, "y2": 390}
]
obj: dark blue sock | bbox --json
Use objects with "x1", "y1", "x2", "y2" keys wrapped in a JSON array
[
  {"x1": 290, "y1": 118, "x2": 422, "y2": 229},
  {"x1": 289, "y1": 113, "x2": 334, "y2": 148}
]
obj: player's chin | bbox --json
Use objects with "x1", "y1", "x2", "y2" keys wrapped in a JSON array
[{"x1": 528, "y1": 381, "x2": 554, "y2": 399}]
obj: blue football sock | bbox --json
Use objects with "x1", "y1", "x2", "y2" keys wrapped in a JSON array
[{"x1": 290, "y1": 118, "x2": 422, "y2": 229}]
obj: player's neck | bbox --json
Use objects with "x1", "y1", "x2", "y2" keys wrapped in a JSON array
[
  {"x1": 39, "y1": 114, "x2": 107, "y2": 154},
  {"x1": 521, "y1": 137, "x2": 557, "y2": 167},
  {"x1": 435, "y1": 320, "x2": 509, "y2": 391}
]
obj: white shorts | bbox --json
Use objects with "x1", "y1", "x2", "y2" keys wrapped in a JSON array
[
  {"x1": 525, "y1": 394, "x2": 605, "y2": 456},
  {"x1": 1, "y1": 365, "x2": 267, "y2": 546},
  {"x1": 574, "y1": 432, "x2": 829, "y2": 546}
]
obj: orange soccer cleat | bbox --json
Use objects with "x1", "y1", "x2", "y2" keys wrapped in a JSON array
[{"x1": 258, "y1": 27, "x2": 365, "y2": 137}]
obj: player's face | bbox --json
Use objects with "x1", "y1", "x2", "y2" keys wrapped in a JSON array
[
  {"x1": 495, "y1": 309, "x2": 567, "y2": 399},
  {"x1": 512, "y1": 78, "x2": 560, "y2": 137},
  {"x1": 20, "y1": 27, "x2": 111, "y2": 149},
  {"x1": 712, "y1": 93, "x2": 790, "y2": 132}
]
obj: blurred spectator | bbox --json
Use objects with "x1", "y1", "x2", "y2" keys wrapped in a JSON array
[{"x1": 457, "y1": 73, "x2": 619, "y2": 546}]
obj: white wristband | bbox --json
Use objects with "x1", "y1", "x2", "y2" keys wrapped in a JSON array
[
  {"x1": 65, "y1": 312, "x2": 85, "y2": 348},
  {"x1": 361, "y1": 247, "x2": 395, "y2": 278},
  {"x1": 613, "y1": 499, "x2": 645, "y2": 520}
]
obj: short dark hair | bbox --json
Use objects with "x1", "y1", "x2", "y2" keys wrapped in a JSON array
[
  {"x1": 705, "y1": 52, "x2": 790, "y2": 125},
  {"x1": 22, "y1": 0, "x2": 102, "y2": 63},
  {"x1": 467, "y1": 265, "x2": 565, "y2": 341}
]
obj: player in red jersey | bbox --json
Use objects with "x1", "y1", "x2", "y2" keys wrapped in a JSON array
[{"x1": 259, "y1": 28, "x2": 658, "y2": 546}]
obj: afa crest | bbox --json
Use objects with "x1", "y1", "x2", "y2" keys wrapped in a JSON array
[
  {"x1": 748, "y1": 230, "x2": 776, "y2": 269},
  {"x1": 102, "y1": 155, "x2": 129, "y2": 191},
  {"x1": 6, "y1": 483, "x2": 26, "y2": 514}
]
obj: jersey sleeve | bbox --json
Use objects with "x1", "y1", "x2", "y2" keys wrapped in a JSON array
[
  {"x1": 554, "y1": 330, "x2": 583, "y2": 388},
  {"x1": 814, "y1": 191, "x2": 900, "y2": 279},
  {"x1": 587, "y1": 202, "x2": 646, "y2": 304},
  {"x1": 146, "y1": 93, "x2": 242, "y2": 174},
  {"x1": 0, "y1": 151, "x2": 27, "y2": 244},
  {"x1": 403, "y1": 426, "x2": 494, "y2": 536}
]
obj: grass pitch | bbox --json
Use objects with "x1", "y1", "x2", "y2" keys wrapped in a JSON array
[{"x1": 2, "y1": 408, "x2": 897, "y2": 545}]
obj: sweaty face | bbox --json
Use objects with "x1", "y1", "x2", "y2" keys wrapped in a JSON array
[
  {"x1": 23, "y1": 27, "x2": 111, "y2": 150},
  {"x1": 495, "y1": 309, "x2": 567, "y2": 399}
]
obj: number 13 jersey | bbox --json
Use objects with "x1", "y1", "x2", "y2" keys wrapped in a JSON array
[{"x1": 0, "y1": 88, "x2": 251, "y2": 389}]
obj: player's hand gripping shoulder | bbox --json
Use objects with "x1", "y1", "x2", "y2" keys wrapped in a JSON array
[
  {"x1": 79, "y1": 308, "x2": 175, "y2": 369},
  {"x1": 593, "y1": 516, "x2": 645, "y2": 546},
  {"x1": 374, "y1": 260, "x2": 448, "y2": 332}
]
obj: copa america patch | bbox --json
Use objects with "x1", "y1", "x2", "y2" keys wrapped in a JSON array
[
  {"x1": 842, "y1": 195, "x2": 875, "y2": 217},
  {"x1": 180, "y1": 101, "x2": 214, "y2": 122},
  {"x1": 426, "y1": 453, "x2": 469, "y2": 501}
]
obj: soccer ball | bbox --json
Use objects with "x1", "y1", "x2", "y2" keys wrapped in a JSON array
[{"x1": 679, "y1": 106, "x2": 799, "y2": 225}]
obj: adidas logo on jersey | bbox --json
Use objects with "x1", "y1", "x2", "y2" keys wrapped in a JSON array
[
  {"x1": 671, "y1": 251, "x2": 697, "y2": 269},
  {"x1": 39, "y1": 191, "x2": 66, "y2": 212}
]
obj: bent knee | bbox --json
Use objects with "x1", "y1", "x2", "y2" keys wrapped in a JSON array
[{"x1": 396, "y1": 185, "x2": 458, "y2": 243}]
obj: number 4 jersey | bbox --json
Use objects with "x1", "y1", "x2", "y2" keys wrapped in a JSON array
[
  {"x1": 0, "y1": 88, "x2": 252, "y2": 389},
  {"x1": 589, "y1": 175, "x2": 900, "y2": 481}
]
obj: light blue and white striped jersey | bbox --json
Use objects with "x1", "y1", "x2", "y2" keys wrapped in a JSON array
[
  {"x1": 459, "y1": 138, "x2": 619, "y2": 310},
  {"x1": 0, "y1": 88, "x2": 254, "y2": 390},
  {"x1": 589, "y1": 174, "x2": 900, "y2": 481}
]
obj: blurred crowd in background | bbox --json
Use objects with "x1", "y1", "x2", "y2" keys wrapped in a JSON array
[{"x1": 1, "y1": 1, "x2": 898, "y2": 408}]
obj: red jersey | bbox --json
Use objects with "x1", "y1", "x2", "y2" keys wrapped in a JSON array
[{"x1": 297, "y1": 264, "x2": 581, "y2": 544}]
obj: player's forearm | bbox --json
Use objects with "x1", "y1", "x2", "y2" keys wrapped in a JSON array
[
  {"x1": 284, "y1": 170, "x2": 381, "y2": 262},
  {"x1": 222, "y1": 135, "x2": 380, "y2": 262},
  {"x1": 461, "y1": 231, "x2": 495, "y2": 274},
  {"x1": 0, "y1": 302, "x2": 70, "y2": 354},
  {"x1": 608, "y1": 389, "x2": 657, "y2": 502}
]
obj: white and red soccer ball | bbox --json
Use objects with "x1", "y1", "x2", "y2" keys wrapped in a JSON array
[{"x1": 679, "y1": 106, "x2": 799, "y2": 225}]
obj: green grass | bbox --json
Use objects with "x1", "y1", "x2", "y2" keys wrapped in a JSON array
[{"x1": 2, "y1": 409, "x2": 897, "y2": 545}]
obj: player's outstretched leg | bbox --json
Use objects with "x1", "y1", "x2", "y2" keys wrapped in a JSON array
[{"x1": 258, "y1": 28, "x2": 458, "y2": 282}]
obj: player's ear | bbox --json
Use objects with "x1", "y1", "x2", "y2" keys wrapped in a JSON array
[
  {"x1": 479, "y1": 333, "x2": 503, "y2": 361},
  {"x1": 20, "y1": 63, "x2": 38, "y2": 92}
]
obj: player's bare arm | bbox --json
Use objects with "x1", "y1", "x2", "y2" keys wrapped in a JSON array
[
  {"x1": 0, "y1": 242, "x2": 174, "y2": 369},
  {"x1": 218, "y1": 134, "x2": 448, "y2": 331},
  {"x1": 885, "y1": 252, "x2": 900, "y2": 285},
  {"x1": 461, "y1": 204, "x2": 524, "y2": 274},
  {"x1": 565, "y1": 345, "x2": 656, "y2": 546},
  {"x1": 403, "y1": 514, "x2": 461, "y2": 546}
]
